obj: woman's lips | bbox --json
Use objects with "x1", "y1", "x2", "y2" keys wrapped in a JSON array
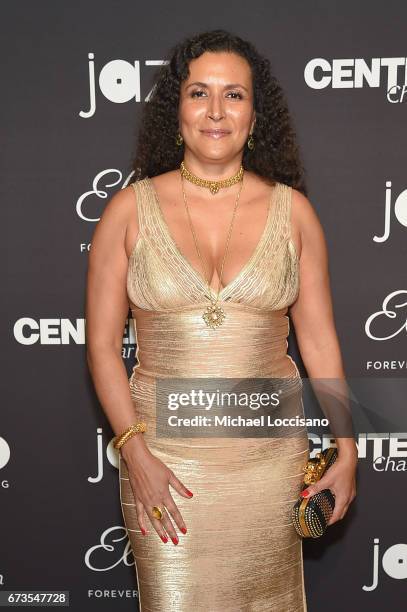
[{"x1": 201, "y1": 130, "x2": 230, "y2": 138}]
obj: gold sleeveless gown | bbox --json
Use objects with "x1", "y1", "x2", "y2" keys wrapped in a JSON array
[{"x1": 119, "y1": 177, "x2": 309, "y2": 611}]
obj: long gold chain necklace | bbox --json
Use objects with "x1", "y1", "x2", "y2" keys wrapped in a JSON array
[
  {"x1": 180, "y1": 163, "x2": 244, "y2": 329},
  {"x1": 180, "y1": 160, "x2": 244, "y2": 195}
]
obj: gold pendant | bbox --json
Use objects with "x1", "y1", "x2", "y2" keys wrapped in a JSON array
[{"x1": 202, "y1": 301, "x2": 226, "y2": 328}]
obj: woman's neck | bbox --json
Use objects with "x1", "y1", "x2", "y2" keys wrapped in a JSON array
[{"x1": 181, "y1": 154, "x2": 244, "y2": 182}]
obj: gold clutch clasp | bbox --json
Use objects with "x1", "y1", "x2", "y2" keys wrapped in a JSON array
[{"x1": 303, "y1": 451, "x2": 327, "y2": 485}]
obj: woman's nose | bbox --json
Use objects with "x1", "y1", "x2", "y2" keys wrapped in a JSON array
[{"x1": 207, "y1": 95, "x2": 225, "y2": 120}]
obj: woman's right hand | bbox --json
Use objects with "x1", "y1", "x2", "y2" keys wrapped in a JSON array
[{"x1": 120, "y1": 436, "x2": 193, "y2": 544}]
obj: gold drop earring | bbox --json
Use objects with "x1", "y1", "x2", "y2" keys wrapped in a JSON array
[
  {"x1": 176, "y1": 132, "x2": 184, "y2": 146},
  {"x1": 247, "y1": 132, "x2": 255, "y2": 151}
]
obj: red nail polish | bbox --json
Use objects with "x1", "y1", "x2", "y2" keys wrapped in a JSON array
[
  {"x1": 300, "y1": 489, "x2": 310, "y2": 497},
  {"x1": 180, "y1": 527, "x2": 187, "y2": 534},
  {"x1": 141, "y1": 528, "x2": 147, "y2": 536},
  {"x1": 186, "y1": 489, "x2": 193, "y2": 497},
  {"x1": 171, "y1": 536, "x2": 179, "y2": 545},
  {"x1": 160, "y1": 535, "x2": 168, "y2": 543}
]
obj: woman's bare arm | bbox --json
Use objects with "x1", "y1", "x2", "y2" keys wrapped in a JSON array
[
  {"x1": 288, "y1": 189, "x2": 357, "y2": 524},
  {"x1": 289, "y1": 189, "x2": 357, "y2": 461},
  {"x1": 85, "y1": 185, "x2": 148, "y2": 458}
]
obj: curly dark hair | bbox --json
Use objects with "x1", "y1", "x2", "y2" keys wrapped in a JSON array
[{"x1": 128, "y1": 29, "x2": 308, "y2": 196}]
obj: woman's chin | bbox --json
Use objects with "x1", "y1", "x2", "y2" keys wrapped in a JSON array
[{"x1": 196, "y1": 144, "x2": 237, "y2": 161}]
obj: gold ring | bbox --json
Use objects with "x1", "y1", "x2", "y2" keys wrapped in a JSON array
[{"x1": 152, "y1": 505, "x2": 163, "y2": 520}]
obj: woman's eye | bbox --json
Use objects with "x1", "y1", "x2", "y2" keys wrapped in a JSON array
[{"x1": 190, "y1": 90, "x2": 243, "y2": 99}]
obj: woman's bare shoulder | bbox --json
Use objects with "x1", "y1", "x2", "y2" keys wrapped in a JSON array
[
  {"x1": 148, "y1": 169, "x2": 181, "y2": 198},
  {"x1": 291, "y1": 187, "x2": 328, "y2": 260},
  {"x1": 98, "y1": 182, "x2": 138, "y2": 224},
  {"x1": 150, "y1": 169, "x2": 179, "y2": 182},
  {"x1": 89, "y1": 183, "x2": 140, "y2": 259},
  {"x1": 291, "y1": 187, "x2": 325, "y2": 232}
]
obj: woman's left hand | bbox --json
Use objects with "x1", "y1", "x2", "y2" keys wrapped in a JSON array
[{"x1": 300, "y1": 453, "x2": 357, "y2": 526}]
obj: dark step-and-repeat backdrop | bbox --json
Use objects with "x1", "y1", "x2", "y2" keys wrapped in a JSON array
[{"x1": 1, "y1": 2, "x2": 406, "y2": 611}]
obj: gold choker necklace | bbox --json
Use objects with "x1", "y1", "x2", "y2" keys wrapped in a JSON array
[{"x1": 180, "y1": 161, "x2": 244, "y2": 195}]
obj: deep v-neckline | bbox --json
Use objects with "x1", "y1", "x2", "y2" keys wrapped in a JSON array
[{"x1": 147, "y1": 176, "x2": 279, "y2": 300}]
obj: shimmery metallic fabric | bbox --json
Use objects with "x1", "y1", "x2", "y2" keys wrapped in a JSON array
[{"x1": 119, "y1": 177, "x2": 309, "y2": 611}]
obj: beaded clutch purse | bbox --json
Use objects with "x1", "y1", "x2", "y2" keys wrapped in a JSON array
[{"x1": 291, "y1": 447, "x2": 338, "y2": 538}]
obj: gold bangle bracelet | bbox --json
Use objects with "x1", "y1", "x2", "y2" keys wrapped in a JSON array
[{"x1": 114, "y1": 422, "x2": 147, "y2": 450}]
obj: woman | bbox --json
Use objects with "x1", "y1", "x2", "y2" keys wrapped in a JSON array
[{"x1": 86, "y1": 29, "x2": 357, "y2": 611}]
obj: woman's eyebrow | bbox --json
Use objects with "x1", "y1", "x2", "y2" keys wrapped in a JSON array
[{"x1": 185, "y1": 81, "x2": 249, "y2": 92}]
